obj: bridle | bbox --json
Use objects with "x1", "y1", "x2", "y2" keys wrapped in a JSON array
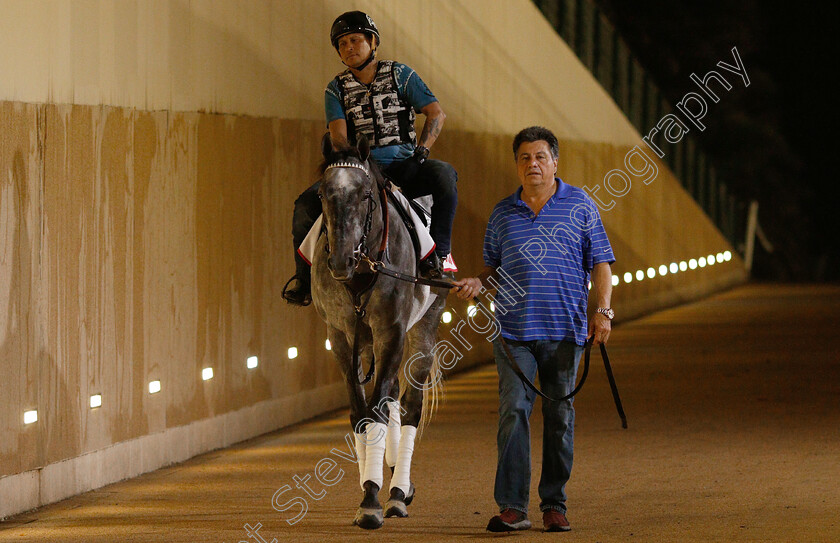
[
  {"x1": 322, "y1": 161, "x2": 387, "y2": 274},
  {"x1": 322, "y1": 160, "x2": 390, "y2": 384}
]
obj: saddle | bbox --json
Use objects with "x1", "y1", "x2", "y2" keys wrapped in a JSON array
[{"x1": 297, "y1": 183, "x2": 435, "y2": 267}]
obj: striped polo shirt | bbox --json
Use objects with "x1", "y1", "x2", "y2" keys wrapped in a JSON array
[{"x1": 483, "y1": 178, "x2": 615, "y2": 344}]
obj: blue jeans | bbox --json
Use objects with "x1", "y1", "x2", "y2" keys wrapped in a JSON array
[{"x1": 493, "y1": 338, "x2": 583, "y2": 514}]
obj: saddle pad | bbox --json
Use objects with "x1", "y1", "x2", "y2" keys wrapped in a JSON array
[{"x1": 297, "y1": 189, "x2": 435, "y2": 266}]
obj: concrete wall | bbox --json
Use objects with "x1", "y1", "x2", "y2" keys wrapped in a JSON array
[{"x1": 0, "y1": 0, "x2": 745, "y2": 519}]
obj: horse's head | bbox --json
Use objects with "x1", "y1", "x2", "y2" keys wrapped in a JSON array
[{"x1": 319, "y1": 134, "x2": 378, "y2": 282}]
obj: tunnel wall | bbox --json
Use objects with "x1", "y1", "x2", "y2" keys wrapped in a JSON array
[{"x1": 0, "y1": 0, "x2": 745, "y2": 518}]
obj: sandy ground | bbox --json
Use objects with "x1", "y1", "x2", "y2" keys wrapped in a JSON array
[{"x1": 1, "y1": 283, "x2": 838, "y2": 543}]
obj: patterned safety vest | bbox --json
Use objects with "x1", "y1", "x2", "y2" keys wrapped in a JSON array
[{"x1": 337, "y1": 60, "x2": 417, "y2": 148}]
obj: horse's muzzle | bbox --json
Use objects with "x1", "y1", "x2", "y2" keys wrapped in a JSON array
[{"x1": 328, "y1": 256, "x2": 356, "y2": 282}]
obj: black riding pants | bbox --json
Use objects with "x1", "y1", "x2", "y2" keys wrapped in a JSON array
[{"x1": 291, "y1": 157, "x2": 458, "y2": 281}]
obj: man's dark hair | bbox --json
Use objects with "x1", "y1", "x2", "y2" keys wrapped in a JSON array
[{"x1": 512, "y1": 126, "x2": 559, "y2": 160}]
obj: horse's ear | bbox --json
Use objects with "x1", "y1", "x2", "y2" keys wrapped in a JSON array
[
  {"x1": 357, "y1": 135, "x2": 370, "y2": 162},
  {"x1": 321, "y1": 132, "x2": 332, "y2": 158}
]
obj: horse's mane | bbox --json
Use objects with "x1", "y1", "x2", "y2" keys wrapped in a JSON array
[{"x1": 319, "y1": 146, "x2": 387, "y2": 190}]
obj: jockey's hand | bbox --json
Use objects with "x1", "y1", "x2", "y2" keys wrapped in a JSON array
[
  {"x1": 451, "y1": 277, "x2": 482, "y2": 300},
  {"x1": 587, "y1": 313, "x2": 612, "y2": 345}
]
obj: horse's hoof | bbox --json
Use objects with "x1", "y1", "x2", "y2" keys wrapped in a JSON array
[
  {"x1": 384, "y1": 499, "x2": 408, "y2": 518},
  {"x1": 404, "y1": 482, "x2": 416, "y2": 506},
  {"x1": 384, "y1": 485, "x2": 413, "y2": 517},
  {"x1": 353, "y1": 507, "x2": 384, "y2": 529}
]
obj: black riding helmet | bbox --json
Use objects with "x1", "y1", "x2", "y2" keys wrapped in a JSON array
[
  {"x1": 330, "y1": 10, "x2": 380, "y2": 49},
  {"x1": 330, "y1": 11, "x2": 380, "y2": 70}
]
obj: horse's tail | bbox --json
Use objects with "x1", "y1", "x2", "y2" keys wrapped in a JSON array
[{"x1": 418, "y1": 344, "x2": 445, "y2": 437}]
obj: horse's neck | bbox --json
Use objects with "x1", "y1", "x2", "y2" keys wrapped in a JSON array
[{"x1": 366, "y1": 183, "x2": 387, "y2": 252}]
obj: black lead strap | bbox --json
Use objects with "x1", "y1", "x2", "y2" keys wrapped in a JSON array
[{"x1": 500, "y1": 336, "x2": 627, "y2": 429}]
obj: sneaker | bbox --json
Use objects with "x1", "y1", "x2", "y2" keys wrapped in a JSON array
[
  {"x1": 543, "y1": 510, "x2": 571, "y2": 532},
  {"x1": 486, "y1": 508, "x2": 531, "y2": 532},
  {"x1": 282, "y1": 276, "x2": 311, "y2": 306},
  {"x1": 442, "y1": 253, "x2": 458, "y2": 273}
]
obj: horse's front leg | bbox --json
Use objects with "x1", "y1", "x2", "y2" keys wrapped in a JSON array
[
  {"x1": 325, "y1": 326, "x2": 370, "y2": 495},
  {"x1": 385, "y1": 300, "x2": 444, "y2": 517},
  {"x1": 353, "y1": 327, "x2": 405, "y2": 529}
]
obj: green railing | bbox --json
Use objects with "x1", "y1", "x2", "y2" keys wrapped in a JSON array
[{"x1": 532, "y1": 0, "x2": 742, "y2": 248}]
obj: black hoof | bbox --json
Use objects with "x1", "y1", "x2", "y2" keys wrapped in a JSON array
[
  {"x1": 354, "y1": 481, "x2": 383, "y2": 529},
  {"x1": 384, "y1": 500, "x2": 408, "y2": 518},
  {"x1": 404, "y1": 482, "x2": 416, "y2": 506},
  {"x1": 384, "y1": 487, "x2": 408, "y2": 518},
  {"x1": 353, "y1": 508, "x2": 384, "y2": 529}
]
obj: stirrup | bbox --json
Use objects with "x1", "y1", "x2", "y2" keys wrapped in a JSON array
[
  {"x1": 418, "y1": 253, "x2": 441, "y2": 279},
  {"x1": 282, "y1": 275, "x2": 312, "y2": 306}
]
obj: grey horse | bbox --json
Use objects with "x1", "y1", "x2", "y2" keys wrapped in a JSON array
[{"x1": 310, "y1": 134, "x2": 447, "y2": 529}]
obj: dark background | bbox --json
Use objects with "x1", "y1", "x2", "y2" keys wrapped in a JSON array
[{"x1": 594, "y1": 0, "x2": 839, "y2": 281}]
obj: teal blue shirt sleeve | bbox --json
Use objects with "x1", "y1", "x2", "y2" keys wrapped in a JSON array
[
  {"x1": 393, "y1": 62, "x2": 437, "y2": 112},
  {"x1": 325, "y1": 79, "x2": 344, "y2": 123}
]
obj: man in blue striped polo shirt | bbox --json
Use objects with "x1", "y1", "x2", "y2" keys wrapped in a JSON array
[{"x1": 453, "y1": 126, "x2": 615, "y2": 533}]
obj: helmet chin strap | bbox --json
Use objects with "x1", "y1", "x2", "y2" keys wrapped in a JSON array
[{"x1": 354, "y1": 47, "x2": 377, "y2": 71}]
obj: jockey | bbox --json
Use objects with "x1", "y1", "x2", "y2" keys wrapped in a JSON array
[{"x1": 283, "y1": 10, "x2": 459, "y2": 306}]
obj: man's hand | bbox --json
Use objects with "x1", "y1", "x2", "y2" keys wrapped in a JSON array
[
  {"x1": 451, "y1": 277, "x2": 482, "y2": 300},
  {"x1": 587, "y1": 313, "x2": 611, "y2": 345}
]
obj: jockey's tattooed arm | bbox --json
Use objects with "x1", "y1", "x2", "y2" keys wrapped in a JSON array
[{"x1": 418, "y1": 101, "x2": 446, "y2": 150}]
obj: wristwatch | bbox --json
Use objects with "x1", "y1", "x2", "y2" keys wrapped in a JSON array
[
  {"x1": 596, "y1": 307, "x2": 615, "y2": 320},
  {"x1": 413, "y1": 145, "x2": 430, "y2": 164}
]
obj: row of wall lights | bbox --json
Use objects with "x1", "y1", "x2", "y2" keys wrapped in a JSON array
[
  {"x1": 23, "y1": 250, "x2": 734, "y2": 425},
  {"x1": 23, "y1": 355, "x2": 269, "y2": 425}
]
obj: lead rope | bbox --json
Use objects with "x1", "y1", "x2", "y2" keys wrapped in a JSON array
[{"x1": 499, "y1": 335, "x2": 627, "y2": 428}]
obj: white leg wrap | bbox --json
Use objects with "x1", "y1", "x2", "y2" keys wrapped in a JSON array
[
  {"x1": 389, "y1": 425, "x2": 417, "y2": 496},
  {"x1": 362, "y1": 422, "x2": 387, "y2": 490},
  {"x1": 385, "y1": 401, "x2": 402, "y2": 467},
  {"x1": 354, "y1": 432, "x2": 367, "y2": 491}
]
